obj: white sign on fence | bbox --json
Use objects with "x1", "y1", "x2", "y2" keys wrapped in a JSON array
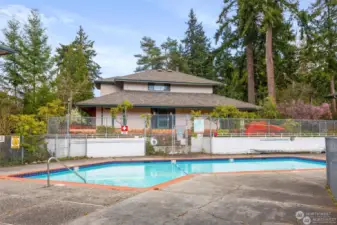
[
  {"x1": 0, "y1": 136, "x2": 4, "y2": 143},
  {"x1": 194, "y1": 119, "x2": 204, "y2": 133}
]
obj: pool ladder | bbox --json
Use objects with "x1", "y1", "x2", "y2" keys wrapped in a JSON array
[{"x1": 47, "y1": 157, "x2": 86, "y2": 187}]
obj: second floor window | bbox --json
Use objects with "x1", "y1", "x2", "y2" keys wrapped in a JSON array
[{"x1": 148, "y1": 83, "x2": 170, "y2": 91}]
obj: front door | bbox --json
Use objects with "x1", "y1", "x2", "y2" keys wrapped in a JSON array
[{"x1": 151, "y1": 108, "x2": 175, "y2": 129}]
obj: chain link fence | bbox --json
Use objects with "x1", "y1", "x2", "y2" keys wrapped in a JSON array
[
  {"x1": 48, "y1": 116, "x2": 337, "y2": 137},
  {"x1": 0, "y1": 135, "x2": 51, "y2": 166},
  {"x1": 2, "y1": 115, "x2": 333, "y2": 166},
  {"x1": 45, "y1": 115, "x2": 337, "y2": 156}
]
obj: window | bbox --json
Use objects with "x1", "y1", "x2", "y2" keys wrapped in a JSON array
[{"x1": 148, "y1": 83, "x2": 170, "y2": 91}]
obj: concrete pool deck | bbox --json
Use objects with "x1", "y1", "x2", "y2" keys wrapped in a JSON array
[{"x1": 0, "y1": 153, "x2": 334, "y2": 225}]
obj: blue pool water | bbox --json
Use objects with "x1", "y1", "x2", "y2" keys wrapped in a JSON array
[{"x1": 25, "y1": 158, "x2": 325, "y2": 188}]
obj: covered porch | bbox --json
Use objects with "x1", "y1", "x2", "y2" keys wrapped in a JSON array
[{"x1": 86, "y1": 107, "x2": 213, "y2": 131}]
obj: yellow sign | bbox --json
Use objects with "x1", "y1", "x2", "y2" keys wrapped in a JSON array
[{"x1": 11, "y1": 136, "x2": 20, "y2": 149}]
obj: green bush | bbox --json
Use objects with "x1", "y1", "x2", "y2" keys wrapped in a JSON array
[
  {"x1": 146, "y1": 140, "x2": 155, "y2": 155},
  {"x1": 23, "y1": 147, "x2": 50, "y2": 163},
  {"x1": 96, "y1": 126, "x2": 115, "y2": 134},
  {"x1": 217, "y1": 129, "x2": 230, "y2": 135}
]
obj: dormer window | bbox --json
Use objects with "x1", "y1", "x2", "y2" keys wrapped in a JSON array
[{"x1": 148, "y1": 83, "x2": 170, "y2": 91}]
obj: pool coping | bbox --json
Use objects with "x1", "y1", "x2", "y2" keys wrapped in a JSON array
[{"x1": 1, "y1": 156, "x2": 326, "y2": 191}]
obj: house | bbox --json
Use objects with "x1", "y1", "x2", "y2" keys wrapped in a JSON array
[{"x1": 77, "y1": 69, "x2": 258, "y2": 131}]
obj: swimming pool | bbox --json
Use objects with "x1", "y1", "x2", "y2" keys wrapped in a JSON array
[{"x1": 21, "y1": 157, "x2": 325, "y2": 188}]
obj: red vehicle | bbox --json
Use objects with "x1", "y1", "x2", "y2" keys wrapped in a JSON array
[{"x1": 245, "y1": 121, "x2": 285, "y2": 135}]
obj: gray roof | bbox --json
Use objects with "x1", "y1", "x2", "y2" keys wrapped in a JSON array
[
  {"x1": 95, "y1": 70, "x2": 222, "y2": 87},
  {"x1": 0, "y1": 44, "x2": 15, "y2": 56},
  {"x1": 77, "y1": 91, "x2": 259, "y2": 110}
]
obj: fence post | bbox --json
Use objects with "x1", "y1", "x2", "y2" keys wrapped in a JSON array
[
  {"x1": 105, "y1": 117, "x2": 107, "y2": 136},
  {"x1": 171, "y1": 114, "x2": 175, "y2": 154},
  {"x1": 210, "y1": 118, "x2": 212, "y2": 154},
  {"x1": 20, "y1": 136, "x2": 24, "y2": 164},
  {"x1": 144, "y1": 117, "x2": 147, "y2": 154},
  {"x1": 186, "y1": 114, "x2": 189, "y2": 154},
  {"x1": 85, "y1": 134, "x2": 88, "y2": 157},
  {"x1": 55, "y1": 134, "x2": 58, "y2": 157},
  {"x1": 67, "y1": 134, "x2": 71, "y2": 158}
]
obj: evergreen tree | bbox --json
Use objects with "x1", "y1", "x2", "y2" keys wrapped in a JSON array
[
  {"x1": 134, "y1": 36, "x2": 164, "y2": 71},
  {"x1": 73, "y1": 26, "x2": 101, "y2": 81},
  {"x1": 300, "y1": 0, "x2": 337, "y2": 112},
  {"x1": 55, "y1": 26, "x2": 101, "y2": 82},
  {"x1": 182, "y1": 9, "x2": 212, "y2": 78},
  {"x1": 56, "y1": 43, "x2": 93, "y2": 104},
  {"x1": 216, "y1": 0, "x2": 260, "y2": 104},
  {"x1": 1, "y1": 18, "x2": 23, "y2": 100},
  {"x1": 258, "y1": 0, "x2": 299, "y2": 101},
  {"x1": 19, "y1": 9, "x2": 54, "y2": 114},
  {"x1": 161, "y1": 37, "x2": 189, "y2": 72},
  {"x1": 273, "y1": 19, "x2": 299, "y2": 91},
  {"x1": 213, "y1": 26, "x2": 246, "y2": 100}
]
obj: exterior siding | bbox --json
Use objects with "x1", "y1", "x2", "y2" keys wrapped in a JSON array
[
  {"x1": 125, "y1": 108, "x2": 151, "y2": 129},
  {"x1": 95, "y1": 107, "x2": 114, "y2": 126},
  {"x1": 122, "y1": 82, "x2": 213, "y2": 94},
  {"x1": 101, "y1": 84, "x2": 121, "y2": 96},
  {"x1": 96, "y1": 107, "x2": 150, "y2": 129},
  {"x1": 170, "y1": 85, "x2": 213, "y2": 94},
  {"x1": 123, "y1": 82, "x2": 148, "y2": 91}
]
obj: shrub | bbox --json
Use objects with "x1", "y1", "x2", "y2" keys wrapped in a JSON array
[
  {"x1": 258, "y1": 97, "x2": 280, "y2": 119},
  {"x1": 282, "y1": 119, "x2": 300, "y2": 133},
  {"x1": 217, "y1": 129, "x2": 230, "y2": 135},
  {"x1": 278, "y1": 100, "x2": 332, "y2": 120},
  {"x1": 96, "y1": 126, "x2": 115, "y2": 134},
  {"x1": 145, "y1": 140, "x2": 155, "y2": 155}
]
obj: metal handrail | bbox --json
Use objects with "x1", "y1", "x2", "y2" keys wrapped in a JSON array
[{"x1": 47, "y1": 157, "x2": 86, "y2": 187}]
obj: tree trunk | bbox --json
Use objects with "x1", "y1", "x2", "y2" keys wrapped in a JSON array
[
  {"x1": 266, "y1": 26, "x2": 275, "y2": 101},
  {"x1": 330, "y1": 76, "x2": 336, "y2": 113},
  {"x1": 246, "y1": 43, "x2": 255, "y2": 104}
]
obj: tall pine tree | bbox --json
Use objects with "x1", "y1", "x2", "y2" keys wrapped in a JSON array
[
  {"x1": 73, "y1": 26, "x2": 101, "y2": 81},
  {"x1": 1, "y1": 18, "x2": 23, "y2": 101},
  {"x1": 216, "y1": 0, "x2": 260, "y2": 104},
  {"x1": 55, "y1": 26, "x2": 101, "y2": 82},
  {"x1": 161, "y1": 37, "x2": 189, "y2": 72},
  {"x1": 134, "y1": 36, "x2": 164, "y2": 71},
  {"x1": 19, "y1": 9, "x2": 54, "y2": 114},
  {"x1": 56, "y1": 43, "x2": 93, "y2": 104},
  {"x1": 259, "y1": 0, "x2": 299, "y2": 101},
  {"x1": 300, "y1": 0, "x2": 337, "y2": 112},
  {"x1": 213, "y1": 26, "x2": 246, "y2": 100},
  {"x1": 182, "y1": 9, "x2": 211, "y2": 78}
]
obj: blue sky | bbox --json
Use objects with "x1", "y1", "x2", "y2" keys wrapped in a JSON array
[{"x1": 0, "y1": 0, "x2": 314, "y2": 79}]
